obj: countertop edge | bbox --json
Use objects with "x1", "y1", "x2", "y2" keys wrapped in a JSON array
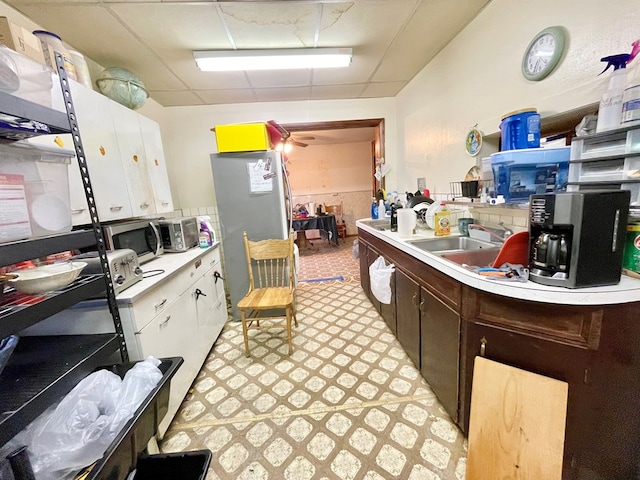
[
  {"x1": 356, "y1": 220, "x2": 640, "y2": 306},
  {"x1": 115, "y1": 243, "x2": 221, "y2": 304}
]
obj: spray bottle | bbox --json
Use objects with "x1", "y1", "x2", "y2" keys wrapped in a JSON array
[
  {"x1": 596, "y1": 53, "x2": 631, "y2": 133},
  {"x1": 621, "y1": 40, "x2": 640, "y2": 125},
  {"x1": 371, "y1": 197, "x2": 379, "y2": 220}
]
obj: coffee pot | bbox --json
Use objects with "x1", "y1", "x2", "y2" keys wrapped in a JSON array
[{"x1": 532, "y1": 232, "x2": 570, "y2": 272}]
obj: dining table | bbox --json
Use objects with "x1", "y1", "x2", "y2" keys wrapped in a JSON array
[{"x1": 291, "y1": 214, "x2": 339, "y2": 250}]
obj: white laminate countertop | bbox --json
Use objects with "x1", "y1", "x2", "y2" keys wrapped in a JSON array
[
  {"x1": 115, "y1": 243, "x2": 221, "y2": 304},
  {"x1": 357, "y1": 219, "x2": 640, "y2": 306}
]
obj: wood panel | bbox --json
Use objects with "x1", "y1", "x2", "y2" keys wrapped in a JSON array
[
  {"x1": 467, "y1": 357, "x2": 568, "y2": 480},
  {"x1": 463, "y1": 287, "x2": 602, "y2": 350}
]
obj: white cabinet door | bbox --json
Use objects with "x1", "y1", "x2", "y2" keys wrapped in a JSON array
[
  {"x1": 110, "y1": 102, "x2": 156, "y2": 218},
  {"x1": 137, "y1": 291, "x2": 198, "y2": 435},
  {"x1": 139, "y1": 115, "x2": 174, "y2": 213},
  {"x1": 70, "y1": 83, "x2": 133, "y2": 222}
]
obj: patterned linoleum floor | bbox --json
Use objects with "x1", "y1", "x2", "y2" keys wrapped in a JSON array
[{"x1": 160, "y1": 238, "x2": 467, "y2": 479}]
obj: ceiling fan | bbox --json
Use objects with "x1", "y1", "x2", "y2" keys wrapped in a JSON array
[{"x1": 289, "y1": 134, "x2": 315, "y2": 148}]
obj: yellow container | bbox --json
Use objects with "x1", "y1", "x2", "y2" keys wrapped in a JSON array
[
  {"x1": 214, "y1": 123, "x2": 270, "y2": 153},
  {"x1": 434, "y1": 204, "x2": 451, "y2": 236}
]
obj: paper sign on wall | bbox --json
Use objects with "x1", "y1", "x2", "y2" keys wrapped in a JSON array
[{"x1": 247, "y1": 160, "x2": 274, "y2": 193}]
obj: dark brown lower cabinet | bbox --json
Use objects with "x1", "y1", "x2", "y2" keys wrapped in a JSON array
[
  {"x1": 420, "y1": 287, "x2": 460, "y2": 424},
  {"x1": 394, "y1": 268, "x2": 420, "y2": 368},
  {"x1": 358, "y1": 228, "x2": 640, "y2": 480}
]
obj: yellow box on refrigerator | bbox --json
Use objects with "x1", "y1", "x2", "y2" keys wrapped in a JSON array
[
  {"x1": 214, "y1": 123, "x2": 270, "y2": 153},
  {"x1": 0, "y1": 17, "x2": 45, "y2": 64}
]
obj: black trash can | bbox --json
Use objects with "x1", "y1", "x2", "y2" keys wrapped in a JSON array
[{"x1": 132, "y1": 450, "x2": 212, "y2": 480}]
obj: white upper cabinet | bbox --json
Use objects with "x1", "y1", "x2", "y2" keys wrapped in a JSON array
[
  {"x1": 139, "y1": 115, "x2": 174, "y2": 214},
  {"x1": 109, "y1": 101, "x2": 156, "y2": 218},
  {"x1": 70, "y1": 82, "x2": 134, "y2": 223}
]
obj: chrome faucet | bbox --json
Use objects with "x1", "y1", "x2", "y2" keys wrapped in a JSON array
[{"x1": 468, "y1": 222, "x2": 513, "y2": 244}]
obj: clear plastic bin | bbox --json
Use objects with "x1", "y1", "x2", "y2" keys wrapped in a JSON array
[
  {"x1": 490, "y1": 147, "x2": 570, "y2": 203},
  {"x1": 0, "y1": 45, "x2": 53, "y2": 108}
]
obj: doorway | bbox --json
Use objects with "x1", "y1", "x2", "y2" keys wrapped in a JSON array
[{"x1": 281, "y1": 118, "x2": 385, "y2": 237}]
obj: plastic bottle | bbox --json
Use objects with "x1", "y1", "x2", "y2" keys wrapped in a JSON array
[
  {"x1": 621, "y1": 40, "x2": 640, "y2": 125},
  {"x1": 378, "y1": 199, "x2": 386, "y2": 218},
  {"x1": 199, "y1": 230, "x2": 210, "y2": 248},
  {"x1": 434, "y1": 203, "x2": 451, "y2": 237},
  {"x1": 199, "y1": 221, "x2": 213, "y2": 246},
  {"x1": 371, "y1": 197, "x2": 378, "y2": 220},
  {"x1": 596, "y1": 53, "x2": 631, "y2": 133}
]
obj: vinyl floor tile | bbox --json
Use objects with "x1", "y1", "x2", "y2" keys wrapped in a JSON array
[{"x1": 161, "y1": 239, "x2": 467, "y2": 479}]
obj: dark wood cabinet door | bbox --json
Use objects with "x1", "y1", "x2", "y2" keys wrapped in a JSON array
[
  {"x1": 420, "y1": 287, "x2": 460, "y2": 423},
  {"x1": 462, "y1": 321, "x2": 592, "y2": 479},
  {"x1": 395, "y1": 268, "x2": 420, "y2": 368},
  {"x1": 358, "y1": 236, "x2": 370, "y2": 296}
]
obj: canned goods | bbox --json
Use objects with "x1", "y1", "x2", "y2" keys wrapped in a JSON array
[{"x1": 622, "y1": 221, "x2": 640, "y2": 273}]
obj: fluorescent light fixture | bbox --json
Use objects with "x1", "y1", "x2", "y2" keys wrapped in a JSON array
[{"x1": 194, "y1": 48, "x2": 352, "y2": 71}]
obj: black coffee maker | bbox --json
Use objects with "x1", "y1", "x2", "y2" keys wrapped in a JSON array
[{"x1": 528, "y1": 190, "x2": 630, "y2": 288}]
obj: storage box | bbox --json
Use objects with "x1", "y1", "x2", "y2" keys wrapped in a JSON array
[
  {"x1": 0, "y1": 45, "x2": 53, "y2": 107},
  {"x1": 214, "y1": 123, "x2": 270, "y2": 153},
  {"x1": 490, "y1": 147, "x2": 570, "y2": 203},
  {"x1": 0, "y1": 17, "x2": 45, "y2": 64},
  {"x1": 132, "y1": 450, "x2": 212, "y2": 480},
  {"x1": 0, "y1": 152, "x2": 72, "y2": 240}
]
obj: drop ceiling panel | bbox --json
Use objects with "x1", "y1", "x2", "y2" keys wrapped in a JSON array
[
  {"x1": 372, "y1": 0, "x2": 490, "y2": 82},
  {"x1": 310, "y1": 84, "x2": 366, "y2": 100},
  {"x1": 219, "y1": 2, "x2": 319, "y2": 48},
  {"x1": 9, "y1": 4, "x2": 185, "y2": 90},
  {"x1": 246, "y1": 69, "x2": 312, "y2": 88},
  {"x1": 360, "y1": 82, "x2": 406, "y2": 98},
  {"x1": 5, "y1": 0, "x2": 488, "y2": 107},
  {"x1": 254, "y1": 87, "x2": 311, "y2": 103}
]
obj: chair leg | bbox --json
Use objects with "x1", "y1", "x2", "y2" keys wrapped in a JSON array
[
  {"x1": 286, "y1": 306, "x2": 293, "y2": 355},
  {"x1": 241, "y1": 310, "x2": 250, "y2": 357},
  {"x1": 293, "y1": 296, "x2": 298, "y2": 327}
]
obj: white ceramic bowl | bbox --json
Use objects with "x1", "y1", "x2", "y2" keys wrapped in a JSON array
[{"x1": 9, "y1": 262, "x2": 87, "y2": 294}]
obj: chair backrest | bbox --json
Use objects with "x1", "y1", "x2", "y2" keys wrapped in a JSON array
[
  {"x1": 325, "y1": 201, "x2": 344, "y2": 222},
  {"x1": 243, "y1": 231, "x2": 295, "y2": 291}
]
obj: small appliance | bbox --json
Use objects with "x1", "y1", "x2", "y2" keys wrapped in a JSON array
[
  {"x1": 158, "y1": 216, "x2": 199, "y2": 252},
  {"x1": 528, "y1": 190, "x2": 630, "y2": 288},
  {"x1": 102, "y1": 219, "x2": 163, "y2": 264},
  {"x1": 73, "y1": 248, "x2": 142, "y2": 295}
]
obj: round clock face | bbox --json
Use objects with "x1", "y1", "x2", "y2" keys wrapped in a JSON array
[{"x1": 522, "y1": 26, "x2": 567, "y2": 81}]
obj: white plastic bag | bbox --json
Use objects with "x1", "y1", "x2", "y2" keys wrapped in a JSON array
[
  {"x1": 369, "y1": 255, "x2": 395, "y2": 304},
  {"x1": 15, "y1": 356, "x2": 163, "y2": 480}
]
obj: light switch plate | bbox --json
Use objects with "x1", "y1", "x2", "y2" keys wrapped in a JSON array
[{"x1": 417, "y1": 177, "x2": 426, "y2": 192}]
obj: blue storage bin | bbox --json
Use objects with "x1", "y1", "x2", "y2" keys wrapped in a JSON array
[{"x1": 490, "y1": 147, "x2": 571, "y2": 203}]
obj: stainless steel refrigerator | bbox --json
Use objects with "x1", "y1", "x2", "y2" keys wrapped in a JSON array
[{"x1": 210, "y1": 150, "x2": 292, "y2": 320}]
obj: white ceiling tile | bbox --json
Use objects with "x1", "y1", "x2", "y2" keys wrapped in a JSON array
[
  {"x1": 310, "y1": 84, "x2": 366, "y2": 100},
  {"x1": 4, "y1": 0, "x2": 489, "y2": 107}
]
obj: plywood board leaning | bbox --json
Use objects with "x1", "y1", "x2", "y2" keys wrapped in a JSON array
[{"x1": 467, "y1": 356, "x2": 568, "y2": 480}]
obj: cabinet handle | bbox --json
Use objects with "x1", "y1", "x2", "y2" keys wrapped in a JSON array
[
  {"x1": 411, "y1": 293, "x2": 418, "y2": 306},
  {"x1": 161, "y1": 201, "x2": 170, "y2": 206},
  {"x1": 110, "y1": 205, "x2": 124, "y2": 211},
  {"x1": 480, "y1": 337, "x2": 487, "y2": 357},
  {"x1": 160, "y1": 315, "x2": 171, "y2": 327},
  {"x1": 419, "y1": 300, "x2": 425, "y2": 314},
  {"x1": 140, "y1": 202, "x2": 150, "y2": 208},
  {"x1": 155, "y1": 298, "x2": 167, "y2": 309},
  {"x1": 71, "y1": 208, "x2": 86, "y2": 214}
]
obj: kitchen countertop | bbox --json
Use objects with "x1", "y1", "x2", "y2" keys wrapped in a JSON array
[
  {"x1": 115, "y1": 243, "x2": 221, "y2": 304},
  {"x1": 357, "y1": 219, "x2": 640, "y2": 306}
]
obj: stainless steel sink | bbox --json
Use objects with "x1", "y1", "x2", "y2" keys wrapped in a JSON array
[
  {"x1": 359, "y1": 218, "x2": 391, "y2": 230},
  {"x1": 439, "y1": 248, "x2": 501, "y2": 267},
  {"x1": 406, "y1": 236, "x2": 496, "y2": 252}
]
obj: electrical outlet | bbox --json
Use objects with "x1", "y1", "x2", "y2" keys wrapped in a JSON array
[{"x1": 417, "y1": 177, "x2": 426, "y2": 192}]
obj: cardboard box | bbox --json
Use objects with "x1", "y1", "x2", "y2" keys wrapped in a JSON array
[
  {"x1": 0, "y1": 17, "x2": 45, "y2": 64},
  {"x1": 214, "y1": 123, "x2": 271, "y2": 153}
]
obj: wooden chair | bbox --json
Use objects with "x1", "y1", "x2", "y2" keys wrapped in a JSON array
[
  {"x1": 326, "y1": 201, "x2": 347, "y2": 241},
  {"x1": 237, "y1": 231, "x2": 298, "y2": 356}
]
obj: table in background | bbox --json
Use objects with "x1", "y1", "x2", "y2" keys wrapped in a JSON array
[{"x1": 292, "y1": 214, "x2": 339, "y2": 250}]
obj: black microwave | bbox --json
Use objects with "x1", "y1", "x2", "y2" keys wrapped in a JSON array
[{"x1": 102, "y1": 219, "x2": 164, "y2": 264}]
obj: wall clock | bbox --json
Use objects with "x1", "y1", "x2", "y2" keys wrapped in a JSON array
[{"x1": 521, "y1": 26, "x2": 567, "y2": 81}]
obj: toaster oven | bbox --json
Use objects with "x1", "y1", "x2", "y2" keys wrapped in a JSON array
[{"x1": 158, "y1": 217, "x2": 199, "y2": 252}]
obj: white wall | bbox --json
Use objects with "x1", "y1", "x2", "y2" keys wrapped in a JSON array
[
  {"x1": 156, "y1": 99, "x2": 395, "y2": 210},
  {"x1": 395, "y1": 0, "x2": 640, "y2": 197}
]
